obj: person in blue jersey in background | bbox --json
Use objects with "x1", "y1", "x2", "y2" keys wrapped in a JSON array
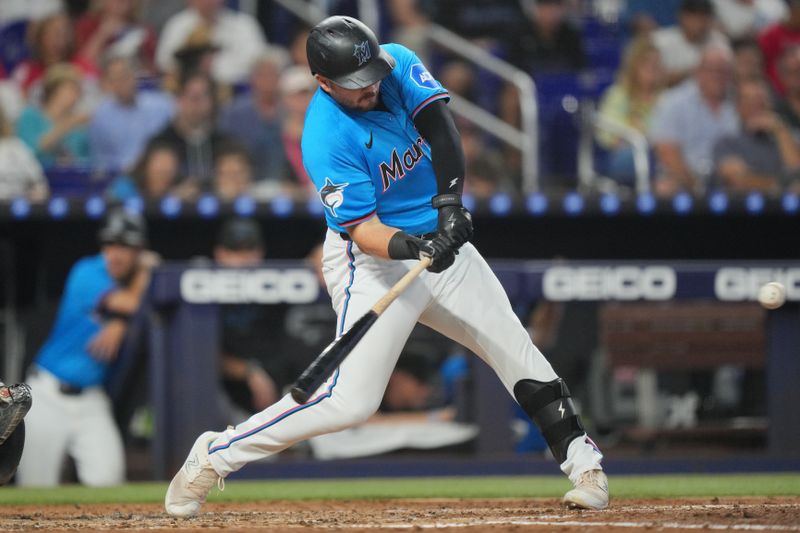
[
  {"x1": 17, "y1": 208, "x2": 157, "y2": 486},
  {"x1": 166, "y1": 16, "x2": 607, "y2": 517}
]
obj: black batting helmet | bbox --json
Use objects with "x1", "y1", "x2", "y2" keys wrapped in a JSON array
[
  {"x1": 306, "y1": 16, "x2": 396, "y2": 89},
  {"x1": 98, "y1": 208, "x2": 147, "y2": 248}
]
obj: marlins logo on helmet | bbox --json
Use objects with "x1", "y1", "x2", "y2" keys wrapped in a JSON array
[
  {"x1": 353, "y1": 40, "x2": 371, "y2": 66},
  {"x1": 319, "y1": 178, "x2": 349, "y2": 216}
]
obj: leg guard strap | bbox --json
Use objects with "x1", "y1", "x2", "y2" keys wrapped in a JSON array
[{"x1": 513, "y1": 378, "x2": 585, "y2": 463}]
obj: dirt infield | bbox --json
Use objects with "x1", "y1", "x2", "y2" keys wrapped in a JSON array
[{"x1": 0, "y1": 497, "x2": 798, "y2": 532}]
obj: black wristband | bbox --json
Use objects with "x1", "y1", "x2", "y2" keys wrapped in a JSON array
[
  {"x1": 101, "y1": 310, "x2": 133, "y2": 323},
  {"x1": 388, "y1": 231, "x2": 423, "y2": 260},
  {"x1": 432, "y1": 193, "x2": 462, "y2": 209}
]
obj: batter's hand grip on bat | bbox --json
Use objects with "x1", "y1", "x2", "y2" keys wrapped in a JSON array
[{"x1": 290, "y1": 311, "x2": 378, "y2": 404}]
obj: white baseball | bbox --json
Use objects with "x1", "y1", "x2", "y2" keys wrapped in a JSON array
[{"x1": 758, "y1": 282, "x2": 786, "y2": 310}]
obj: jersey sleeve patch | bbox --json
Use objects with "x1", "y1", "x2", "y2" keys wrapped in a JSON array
[
  {"x1": 410, "y1": 63, "x2": 441, "y2": 90},
  {"x1": 319, "y1": 177, "x2": 350, "y2": 218}
]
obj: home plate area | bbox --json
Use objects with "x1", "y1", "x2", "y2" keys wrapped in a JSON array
[{"x1": 0, "y1": 497, "x2": 799, "y2": 532}]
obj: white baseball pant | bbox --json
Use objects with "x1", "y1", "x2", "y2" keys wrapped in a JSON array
[
  {"x1": 16, "y1": 367, "x2": 125, "y2": 487},
  {"x1": 208, "y1": 230, "x2": 603, "y2": 482}
]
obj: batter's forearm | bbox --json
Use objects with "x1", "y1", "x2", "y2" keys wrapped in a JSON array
[{"x1": 347, "y1": 216, "x2": 401, "y2": 259}]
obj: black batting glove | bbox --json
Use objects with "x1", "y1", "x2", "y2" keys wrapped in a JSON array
[
  {"x1": 432, "y1": 193, "x2": 473, "y2": 249},
  {"x1": 388, "y1": 231, "x2": 456, "y2": 274},
  {"x1": 419, "y1": 235, "x2": 457, "y2": 273}
]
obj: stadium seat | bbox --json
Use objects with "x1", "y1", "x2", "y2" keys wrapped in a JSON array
[{"x1": 46, "y1": 167, "x2": 111, "y2": 197}]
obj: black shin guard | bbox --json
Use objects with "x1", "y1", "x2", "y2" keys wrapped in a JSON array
[{"x1": 513, "y1": 378, "x2": 585, "y2": 463}]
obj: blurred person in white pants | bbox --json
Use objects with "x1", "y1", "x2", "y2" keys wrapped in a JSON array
[{"x1": 17, "y1": 209, "x2": 156, "y2": 486}]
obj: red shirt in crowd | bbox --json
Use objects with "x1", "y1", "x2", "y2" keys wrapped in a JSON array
[
  {"x1": 12, "y1": 56, "x2": 98, "y2": 94},
  {"x1": 759, "y1": 23, "x2": 800, "y2": 94},
  {"x1": 73, "y1": 13, "x2": 157, "y2": 73}
]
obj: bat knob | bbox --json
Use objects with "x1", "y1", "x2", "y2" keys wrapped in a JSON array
[{"x1": 290, "y1": 387, "x2": 310, "y2": 404}]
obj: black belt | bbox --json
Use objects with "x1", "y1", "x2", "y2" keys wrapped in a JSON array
[
  {"x1": 59, "y1": 383, "x2": 85, "y2": 395},
  {"x1": 32, "y1": 368, "x2": 85, "y2": 395},
  {"x1": 339, "y1": 231, "x2": 438, "y2": 241}
]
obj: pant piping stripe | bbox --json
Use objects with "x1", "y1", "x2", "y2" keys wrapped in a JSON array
[
  {"x1": 338, "y1": 241, "x2": 355, "y2": 336},
  {"x1": 208, "y1": 368, "x2": 341, "y2": 454},
  {"x1": 208, "y1": 242, "x2": 356, "y2": 455}
]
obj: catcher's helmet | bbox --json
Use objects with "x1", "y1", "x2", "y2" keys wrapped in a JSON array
[
  {"x1": 98, "y1": 208, "x2": 147, "y2": 248},
  {"x1": 306, "y1": 16, "x2": 396, "y2": 89}
]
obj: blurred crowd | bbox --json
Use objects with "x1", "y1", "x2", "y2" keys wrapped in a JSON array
[{"x1": 2, "y1": 0, "x2": 800, "y2": 204}]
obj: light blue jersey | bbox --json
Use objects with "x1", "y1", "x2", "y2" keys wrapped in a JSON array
[
  {"x1": 35, "y1": 254, "x2": 116, "y2": 388},
  {"x1": 302, "y1": 43, "x2": 449, "y2": 235}
]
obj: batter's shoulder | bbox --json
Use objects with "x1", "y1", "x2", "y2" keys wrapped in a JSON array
[
  {"x1": 302, "y1": 92, "x2": 360, "y2": 152},
  {"x1": 381, "y1": 43, "x2": 414, "y2": 61}
]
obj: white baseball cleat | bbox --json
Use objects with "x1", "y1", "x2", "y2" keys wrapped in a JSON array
[
  {"x1": 165, "y1": 431, "x2": 224, "y2": 518},
  {"x1": 562, "y1": 469, "x2": 609, "y2": 510}
]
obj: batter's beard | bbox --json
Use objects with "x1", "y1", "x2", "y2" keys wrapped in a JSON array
[{"x1": 347, "y1": 92, "x2": 378, "y2": 111}]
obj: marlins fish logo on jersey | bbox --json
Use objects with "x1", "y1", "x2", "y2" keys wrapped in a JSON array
[
  {"x1": 320, "y1": 177, "x2": 349, "y2": 217},
  {"x1": 353, "y1": 41, "x2": 371, "y2": 66}
]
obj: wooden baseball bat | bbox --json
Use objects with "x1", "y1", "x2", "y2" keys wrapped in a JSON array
[{"x1": 290, "y1": 256, "x2": 432, "y2": 404}]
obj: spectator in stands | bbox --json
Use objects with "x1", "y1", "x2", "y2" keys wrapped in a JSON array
[
  {"x1": 277, "y1": 66, "x2": 315, "y2": 196},
  {"x1": 713, "y1": 78, "x2": 800, "y2": 191},
  {"x1": 17, "y1": 208, "x2": 157, "y2": 486},
  {"x1": 386, "y1": 0, "x2": 432, "y2": 62},
  {"x1": 106, "y1": 140, "x2": 184, "y2": 201},
  {"x1": 505, "y1": 0, "x2": 585, "y2": 74},
  {"x1": 499, "y1": 0, "x2": 585, "y2": 134},
  {"x1": 213, "y1": 218, "x2": 295, "y2": 418},
  {"x1": 430, "y1": 0, "x2": 523, "y2": 40},
  {"x1": 90, "y1": 55, "x2": 173, "y2": 173},
  {"x1": 146, "y1": 71, "x2": 231, "y2": 187},
  {"x1": 759, "y1": 0, "x2": 800, "y2": 93},
  {"x1": 597, "y1": 38, "x2": 665, "y2": 185},
  {"x1": 775, "y1": 44, "x2": 800, "y2": 132},
  {"x1": 649, "y1": 46, "x2": 738, "y2": 196},
  {"x1": 218, "y1": 48, "x2": 288, "y2": 183},
  {"x1": 713, "y1": 0, "x2": 787, "y2": 41},
  {"x1": 622, "y1": 0, "x2": 683, "y2": 32},
  {"x1": 460, "y1": 122, "x2": 514, "y2": 199},
  {"x1": 164, "y1": 25, "x2": 233, "y2": 105},
  {"x1": 74, "y1": 0, "x2": 158, "y2": 74},
  {"x1": 0, "y1": 107, "x2": 48, "y2": 200},
  {"x1": 213, "y1": 143, "x2": 253, "y2": 201},
  {"x1": 16, "y1": 64, "x2": 91, "y2": 168},
  {"x1": 652, "y1": 0, "x2": 730, "y2": 86},
  {"x1": 732, "y1": 39, "x2": 766, "y2": 84},
  {"x1": 156, "y1": 0, "x2": 267, "y2": 84},
  {"x1": 12, "y1": 12, "x2": 98, "y2": 96},
  {"x1": 438, "y1": 61, "x2": 477, "y2": 101},
  {"x1": 288, "y1": 26, "x2": 310, "y2": 68}
]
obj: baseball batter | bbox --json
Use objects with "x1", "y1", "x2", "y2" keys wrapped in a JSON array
[{"x1": 166, "y1": 16, "x2": 607, "y2": 516}]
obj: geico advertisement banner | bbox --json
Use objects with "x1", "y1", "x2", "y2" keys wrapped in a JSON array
[
  {"x1": 180, "y1": 269, "x2": 320, "y2": 304},
  {"x1": 714, "y1": 268, "x2": 800, "y2": 301},
  {"x1": 542, "y1": 266, "x2": 800, "y2": 302},
  {"x1": 543, "y1": 266, "x2": 676, "y2": 301}
]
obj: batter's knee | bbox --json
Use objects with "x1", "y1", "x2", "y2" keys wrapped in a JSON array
[{"x1": 324, "y1": 394, "x2": 383, "y2": 432}]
